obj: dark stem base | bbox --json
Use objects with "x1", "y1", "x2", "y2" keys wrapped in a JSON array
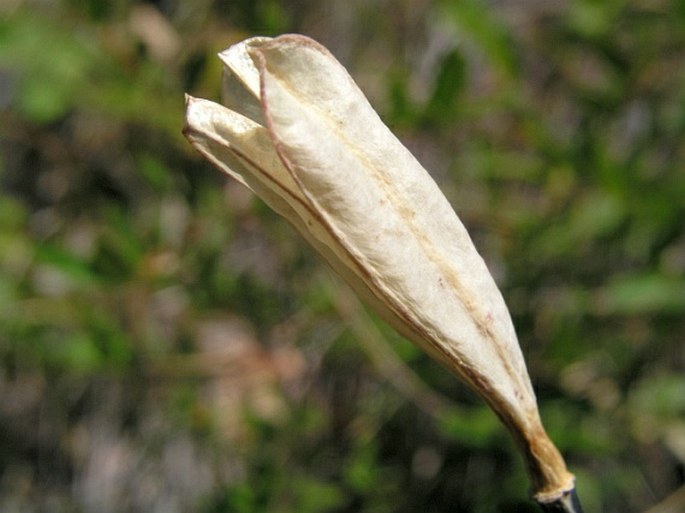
[{"x1": 536, "y1": 488, "x2": 584, "y2": 513}]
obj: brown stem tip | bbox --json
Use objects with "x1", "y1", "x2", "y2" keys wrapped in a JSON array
[{"x1": 536, "y1": 488, "x2": 585, "y2": 513}]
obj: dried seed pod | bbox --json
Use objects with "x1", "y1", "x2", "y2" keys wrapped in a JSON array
[{"x1": 184, "y1": 34, "x2": 578, "y2": 507}]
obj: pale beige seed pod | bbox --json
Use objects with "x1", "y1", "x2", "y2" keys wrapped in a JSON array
[{"x1": 184, "y1": 34, "x2": 579, "y2": 509}]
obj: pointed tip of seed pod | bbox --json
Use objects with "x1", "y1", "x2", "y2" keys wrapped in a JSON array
[
  {"x1": 182, "y1": 94, "x2": 195, "y2": 138},
  {"x1": 182, "y1": 94, "x2": 200, "y2": 138},
  {"x1": 245, "y1": 33, "x2": 335, "y2": 67},
  {"x1": 183, "y1": 93, "x2": 196, "y2": 107},
  {"x1": 218, "y1": 36, "x2": 273, "y2": 90},
  {"x1": 182, "y1": 95, "x2": 219, "y2": 145},
  {"x1": 217, "y1": 35, "x2": 272, "y2": 62}
]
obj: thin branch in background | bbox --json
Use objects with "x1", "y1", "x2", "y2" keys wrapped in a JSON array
[
  {"x1": 643, "y1": 485, "x2": 685, "y2": 513},
  {"x1": 329, "y1": 274, "x2": 455, "y2": 419}
]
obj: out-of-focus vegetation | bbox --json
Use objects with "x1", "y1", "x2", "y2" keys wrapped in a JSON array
[{"x1": 1, "y1": 1, "x2": 684, "y2": 512}]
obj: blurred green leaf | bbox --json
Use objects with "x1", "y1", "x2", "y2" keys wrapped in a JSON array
[
  {"x1": 136, "y1": 153, "x2": 173, "y2": 192},
  {"x1": 0, "y1": 12, "x2": 102, "y2": 122},
  {"x1": 35, "y1": 244, "x2": 99, "y2": 286},
  {"x1": 343, "y1": 441, "x2": 379, "y2": 494},
  {"x1": 569, "y1": 190, "x2": 625, "y2": 239},
  {"x1": 438, "y1": 0, "x2": 519, "y2": 79},
  {"x1": 289, "y1": 475, "x2": 345, "y2": 513},
  {"x1": 569, "y1": 0, "x2": 625, "y2": 38},
  {"x1": 629, "y1": 374, "x2": 685, "y2": 418},
  {"x1": 597, "y1": 273, "x2": 685, "y2": 315},
  {"x1": 423, "y1": 49, "x2": 467, "y2": 124},
  {"x1": 438, "y1": 406, "x2": 503, "y2": 448},
  {"x1": 46, "y1": 332, "x2": 105, "y2": 372},
  {"x1": 223, "y1": 483, "x2": 257, "y2": 513},
  {"x1": 92, "y1": 206, "x2": 147, "y2": 281}
]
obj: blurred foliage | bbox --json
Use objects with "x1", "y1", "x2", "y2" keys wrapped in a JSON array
[{"x1": 1, "y1": 0, "x2": 684, "y2": 512}]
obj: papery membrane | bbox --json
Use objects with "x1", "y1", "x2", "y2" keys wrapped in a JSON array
[
  {"x1": 184, "y1": 34, "x2": 575, "y2": 501},
  {"x1": 219, "y1": 37, "x2": 270, "y2": 124},
  {"x1": 184, "y1": 96, "x2": 416, "y2": 342},
  {"x1": 253, "y1": 36, "x2": 530, "y2": 406}
]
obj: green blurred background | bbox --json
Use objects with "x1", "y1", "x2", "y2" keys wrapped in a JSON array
[{"x1": 1, "y1": 1, "x2": 684, "y2": 512}]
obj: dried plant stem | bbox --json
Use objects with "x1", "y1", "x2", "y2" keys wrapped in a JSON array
[{"x1": 536, "y1": 488, "x2": 585, "y2": 513}]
